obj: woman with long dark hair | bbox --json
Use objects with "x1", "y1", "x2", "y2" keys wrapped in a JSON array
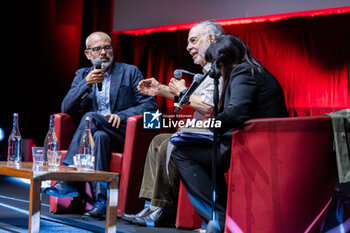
[{"x1": 172, "y1": 34, "x2": 288, "y2": 232}]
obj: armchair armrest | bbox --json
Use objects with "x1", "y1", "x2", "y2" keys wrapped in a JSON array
[
  {"x1": 53, "y1": 113, "x2": 76, "y2": 150},
  {"x1": 117, "y1": 115, "x2": 162, "y2": 215}
]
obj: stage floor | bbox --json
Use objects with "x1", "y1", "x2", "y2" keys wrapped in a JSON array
[{"x1": 0, "y1": 175, "x2": 196, "y2": 233}]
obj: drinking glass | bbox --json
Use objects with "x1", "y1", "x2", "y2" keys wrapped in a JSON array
[
  {"x1": 31, "y1": 147, "x2": 44, "y2": 166},
  {"x1": 74, "y1": 154, "x2": 94, "y2": 172},
  {"x1": 47, "y1": 150, "x2": 62, "y2": 167}
]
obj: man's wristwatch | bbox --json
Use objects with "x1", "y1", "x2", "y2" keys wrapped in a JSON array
[{"x1": 179, "y1": 88, "x2": 188, "y2": 98}]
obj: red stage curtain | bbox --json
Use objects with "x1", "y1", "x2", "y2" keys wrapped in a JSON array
[{"x1": 112, "y1": 12, "x2": 350, "y2": 116}]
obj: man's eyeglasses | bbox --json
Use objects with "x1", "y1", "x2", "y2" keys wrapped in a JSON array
[{"x1": 87, "y1": 45, "x2": 113, "y2": 53}]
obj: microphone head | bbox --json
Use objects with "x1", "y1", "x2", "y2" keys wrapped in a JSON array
[
  {"x1": 194, "y1": 73, "x2": 204, "y2": 82},
  {"x1": 216, "y1": 53, "x2": 226, "y2": 66},
  {"x1": 173, "y1": 69, "x2": 182, "y2": 80},
  {"x1": 94, "y1": 58, "x2": 102, "y2": 69}
]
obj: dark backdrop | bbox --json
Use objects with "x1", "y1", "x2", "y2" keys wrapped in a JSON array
[{"x1": 0, "y1": 0, "x2": 113, "y2": 160}]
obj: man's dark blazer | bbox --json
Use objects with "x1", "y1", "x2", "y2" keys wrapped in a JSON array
[
  {"x1": 61, "y1": 61, "x2": 158, "y2": 122},
  {"x1": 60, "y1": 61, "x2": 157, "y2": 199}
]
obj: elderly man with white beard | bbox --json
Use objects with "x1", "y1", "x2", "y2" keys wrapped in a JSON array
[{"x1": 121, "y1": 20, "x2": 225, "y2": 228}]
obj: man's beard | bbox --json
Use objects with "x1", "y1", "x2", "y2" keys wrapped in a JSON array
[
  {"x1": 193, "y1": 55, "x2": 203, "y2": 65},
  {"x1": 102, "y1": 55, "x2": 113, "y2": 70},
  {"x1": 92, "y1": 55, "x2": 114, "y2": 70}
]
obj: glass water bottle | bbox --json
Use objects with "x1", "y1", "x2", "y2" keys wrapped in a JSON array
[
  {"x1": 7, "y1": 113, "x2": 22, "y2": 163},
  {"x1": 79, "y1": 116, "x2": 95, "y2": 155},
  {"x1": 43, "y1": 115, "x2": 58, "y2": 163}
]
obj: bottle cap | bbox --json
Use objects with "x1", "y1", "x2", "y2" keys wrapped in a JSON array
[
  {"x1": 14, "y1": 113, "x2": 18, "y2": 116},
  {"x1": 85, "y1": 116, "x2": 90, "y2": 121}
]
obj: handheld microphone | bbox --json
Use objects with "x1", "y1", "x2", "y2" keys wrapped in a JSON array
[
  {"x1": 173, "y1": 69, "x2": 195, "y2": 109},
  {"x1": 174, "y1": 73, "x2": 208, "y2": 114},
  {"x1": 173, "y1": 69, "x2": 196, "y2": 80},
  {"x1": 173, "y1": 70, "x2": 182, "y2": 108},
  {"x1": 94, "y1": 58, "x2": 103, "y2": 92},
  {"x1": 173, "y1": 69, "x2": 197, "y2": 113},
  {"x1": 173, "y1": 70, "x2": 182, "y2": 80}
]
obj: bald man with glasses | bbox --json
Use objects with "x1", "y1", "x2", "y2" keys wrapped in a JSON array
[{"x1": 44, "y1": 31, "x2": 158, "y2": 221}]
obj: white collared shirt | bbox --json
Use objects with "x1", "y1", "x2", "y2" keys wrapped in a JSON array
[
  {"x1": 96, "y1": 71, "x2": 112, "y2": 115},
  {"x1": 193, "y1": 63, "x2": 224, "y2": 119}
]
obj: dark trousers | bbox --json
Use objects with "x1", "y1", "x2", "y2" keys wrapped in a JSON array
[
  {"x1": 172, "y1": 143, "x2": 229, "y2": 231},
  {"x1": 62, "y1": 112, "x2": 126, "y2": 201}
]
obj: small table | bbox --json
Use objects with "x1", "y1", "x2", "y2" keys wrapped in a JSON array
[{"x1": 0, "y1": 162, "x2": 119, "y2": 233}]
